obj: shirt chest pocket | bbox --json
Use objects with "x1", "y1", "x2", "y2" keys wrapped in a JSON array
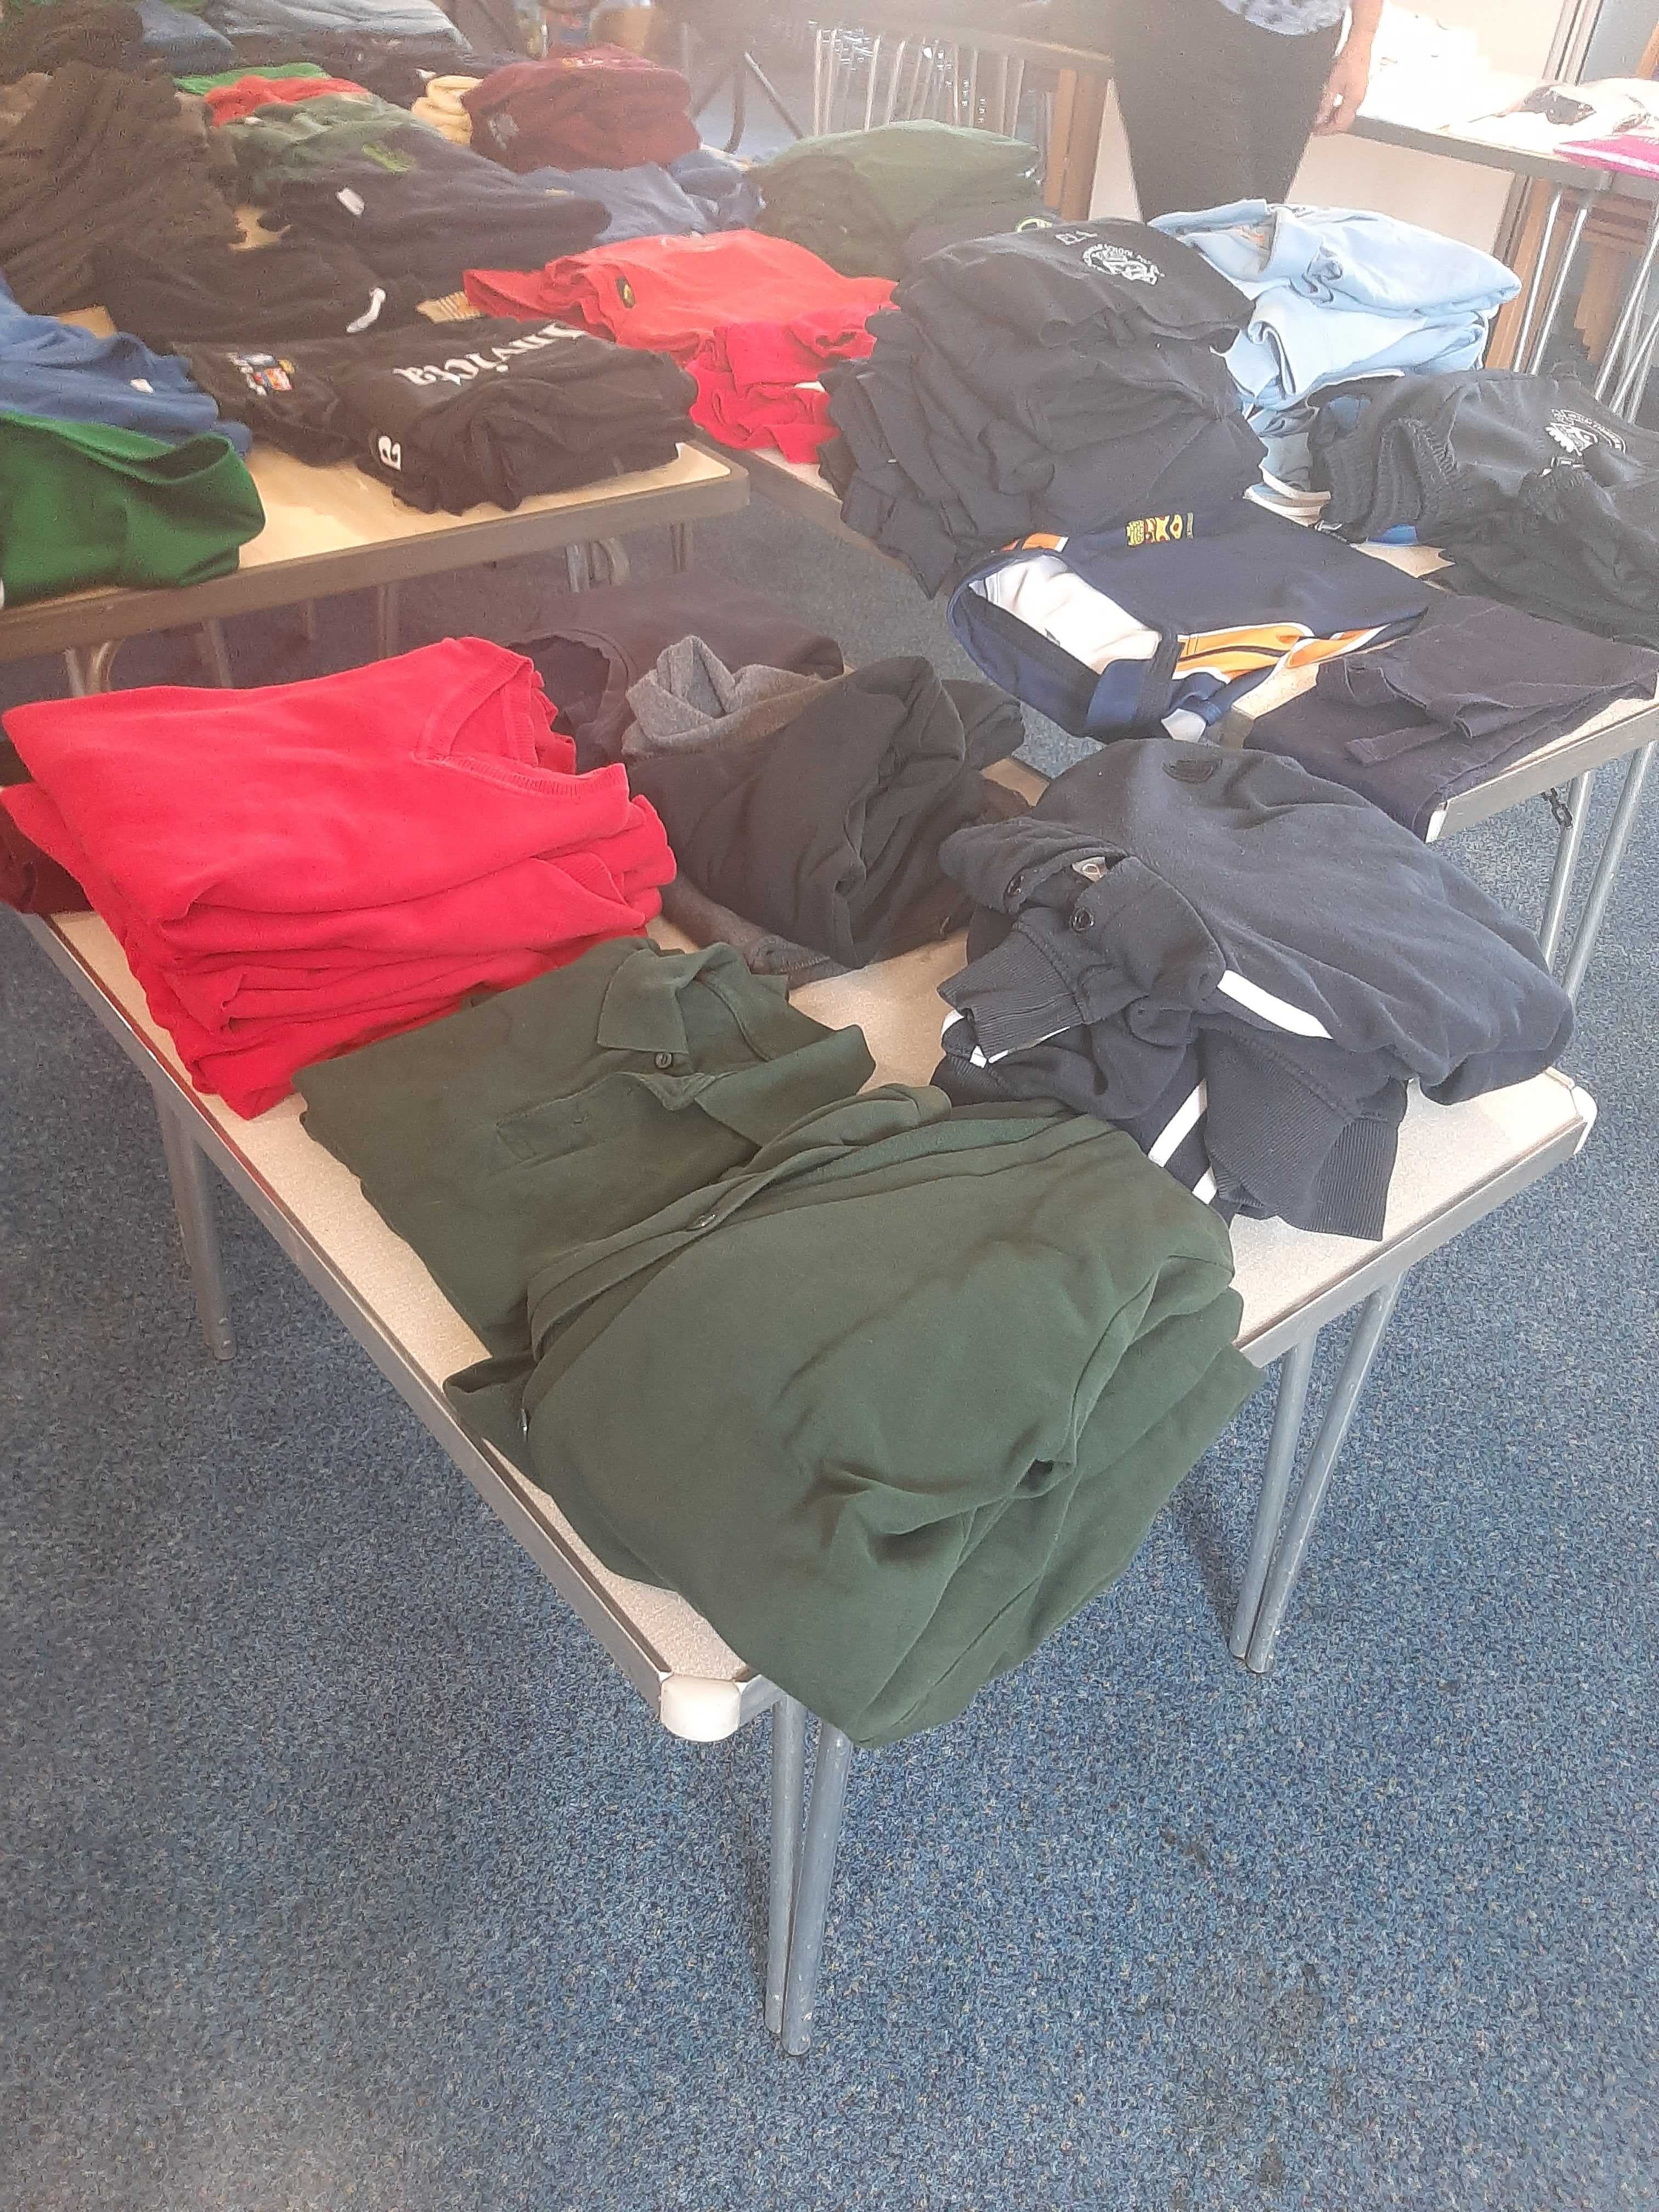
[{"x1": 492, "y1": 1067, "x2": 689, "y2": 1168}]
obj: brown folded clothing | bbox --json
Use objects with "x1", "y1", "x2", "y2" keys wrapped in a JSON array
[{"x1": 0, "y1": 65, "x2": 238, "y2": 313}]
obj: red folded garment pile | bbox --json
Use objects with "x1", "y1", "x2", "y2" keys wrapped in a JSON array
[
  {"x1": 689, "y1": 304, "x2": 887, "y2": 460},
  {"x1": 463, "y1": 45, "x2": 698, "y2": 173},
  {"x1": 204, "y1": 75, "x2": 370, "y2": 124},
  {"x1": 465, "y1": 231, "x2": 894, "y2": 364},
  {"x1": 2, "y1": 639, "x2": 674, "y2": 1115}
]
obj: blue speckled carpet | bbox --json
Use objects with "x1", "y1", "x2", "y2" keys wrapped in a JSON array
[{"x1": 2, "y1": 501, "x2": 1655, "y2": 2211}]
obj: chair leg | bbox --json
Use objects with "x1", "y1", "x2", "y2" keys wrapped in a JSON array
[
  {"x1": 766, "y1": 1695, "x2": 806, "y2": 2035},
  {"x1": 780, "y1": 1719, "x2": 855, "y2": 2056}
]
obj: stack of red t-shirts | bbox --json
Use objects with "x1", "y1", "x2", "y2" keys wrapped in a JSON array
[
  {"x1": 688, "y1": 304, "x2": 888, "y2": 461},
  {"x1": 463, "y1": 46, "x2": 698, "y2": 173},
  {"x1": 203, "y1": 76, "x2": 370, "y2": 125},
  {"x1": 465, "y1": 232, "x2": 894, "y2": 365},
  {"x1": 1, "y1": 640, "x2": 674, "y2": 1116}
]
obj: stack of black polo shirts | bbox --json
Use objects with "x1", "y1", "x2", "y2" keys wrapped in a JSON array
[
  {"x1": 188, "y1": 317, "x2": 695, "y2": 514},
  {"x1": 269, "y1": 125, "x2": 607, "y2": 295},
  {"x1": 821, "y1": 219, "x2": 1267, "y2": 595},
  {"x1": 1313, "y1": 367, "x2": 1659, "y2": 648}
]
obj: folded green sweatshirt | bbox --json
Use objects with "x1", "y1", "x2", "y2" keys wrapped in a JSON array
[{"x1": 0, "y1": 412, "x2": 263, "y2": 606}]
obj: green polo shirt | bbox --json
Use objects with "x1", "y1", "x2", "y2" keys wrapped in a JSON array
[
  {"x1": 297, "y1": 938, "x2": 877, "y2": 1363},
  {"x1": 452, "y1": 1085, "x2": 1259, "y2": 1745}
]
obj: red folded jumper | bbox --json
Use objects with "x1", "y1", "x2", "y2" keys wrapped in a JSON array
[
  {"x1": 2, "y1": 639, "x2": 673, "y2": 1115},
  {"x1": 464, "y1": 45, "x2": 698, "y2": 173},
  {"x1": 688, "y1": 304, "x2": 886, "y2": 461},
  {"x1": 465, "y1": 231, "x2": 893, "y2": 364}
]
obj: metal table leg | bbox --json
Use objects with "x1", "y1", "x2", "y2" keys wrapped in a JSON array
[
  {"x1": 1229, "y1": 1335, "x2": 1317, "y2": 1660},
  {"x1": 669, "y1": 521, "x2": 693, "y2": 573},
  {"x1": 1595, "y1": 206, "x2": 1659, "y2": 403},
  {"x1": 1509, "y1": 187, "x2": 1565, "y2": 373},
  {"x1": 198, "y1": 619, "x2": 234, "y2": 689},
  {"x1": 1538, "y1": 770, "x2": 1597, "y2": 968},
  {"x1": 766, "y1": 1695, "x2": 806, "y2": 2036},
  {"x1": 564, "y1": 542, "x2": 587, "y2": 594},
  {"x1": 780, "y1": 1718, "x2": 855, "y2": 2056},
  {"x1": 1561, "y1": 741, "x2": 1655, "y2": 1002},
  {"x1": 1522, "y1": 194, "x2": 1593, "y2": 375},
  {"x1": 376, "y1": 582, "x2": 401, "y2": 660},
  {"x1": 153, "y1": 1094, "x2": 236, "y2": 1362},
  {"x1": 63, "y1": 648, "x2": 89, "y2": 697},
  {"x1": 1242, "y1": 1277, "x2": 1406, "y2": 1675}
]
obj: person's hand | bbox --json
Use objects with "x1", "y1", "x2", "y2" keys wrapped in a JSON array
[{"x1": 1314, "y1": 41, "x2": 1372, "y2": 134}]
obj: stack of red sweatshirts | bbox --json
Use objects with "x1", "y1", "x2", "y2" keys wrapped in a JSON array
[
  {"x1": 688, "y1": 307, "x2": 884, "y2": 461},
  {"x1": 1, "y1": 639, "x2": 674, "y2": 1115},
  {"x1": 466, "y1": 232, "x2": 893, "y2": 365},
  {"x1": 463, "y1": 46, "x2": 698, "y2": 172}
]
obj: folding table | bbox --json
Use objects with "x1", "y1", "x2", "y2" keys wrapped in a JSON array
[
  {"x1": 723, "y1": 442, "x2": 1657, "y2": 1006},
  {"x1": 0, "y1": 440, "x2": 749, "y2": 694},
  {"x1": 15, "y1": 895, "x2": 1594, "y2": 2053}
]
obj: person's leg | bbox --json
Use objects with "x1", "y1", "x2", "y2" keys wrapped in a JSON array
[
  {"x1": 1245, "y1": 14, "x2": 1343, "y2": 202},
  {"x1": 1113, "y1": 0, "x2": 1259, "y2": 222}
]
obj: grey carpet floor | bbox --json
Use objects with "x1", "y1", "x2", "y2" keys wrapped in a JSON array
[{"x1": 2, "y1": 501, "x2": 1655, "y2": 2211}]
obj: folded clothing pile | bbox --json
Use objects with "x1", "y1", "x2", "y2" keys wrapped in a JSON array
[
  {"x1": 688, "y1": 305, "x2": 880, "y2": 460},
  {"x1": 823, "y1": 220, "x2": 1268, "y2": 595},
  {"x1": 464, "y1": 44, "x2": 697, "y2": 172},
  {"x1": 0, "y1": 0, "x2": 144, "y2": 75},
  {"x1": 204, "y1": 72, "x2": 371, "y2": 124},
  {"x1": 176, "y1": 58, "x2": 327, "y2": 94},
  {"x1": 1244, "y1": 592, "x2": 1659, "y2": 838},
  {"x1": 0, "y1": 411, "x2": 263, "y2": 605},
  {"x1": 466, "y1": 230, "x2": 892, "y2": 364},
  {"x1": 1314, "y1": 368, "x2": 1659, "y2": 646},
  {"x1": 932, "y1": 740, "x2": 1573, "y2": 1240},
  {"x1": 948, "y1": 503, "x2": 1432, "y2": 739},
  {"x1": 97, "y1": 235, "x2": 425, "y2": 346},
  {"x1": 1314, "y1": 370, "x2": 1634, "y2": 539},
  {"x1": 200, "y1": 0, "x2": 465, "y2": 48},
  {"x1": 0, "y1": 273, "x2": 251, "y2": 451},
  {"x1": 1, "y1": 640, "x2": 674, "y2": 1115},
  {"x1": 1150, "y1": 201, "x2": 1520, "y2": 482},
  {"x1": 518, "y1": 572, "x2": 845, "y2": 767},
  {"x1": 220, "y1": 91, "x2": 430, "y2": 197},
  {"x1": 0, "y1": 64, "x2": 240, "y2": 313},
  {"x1": 137, "y1": 0, "x2": 234, "y2": 72},
  {"x1": 622, "y1": 645, "x2": 1026, "y2": 972},
  {"x1": 226, "y1": 29, "x2": 510, "y2": 105},
  {"x1": 1, "y1": 755, "x2": 88, "y2": 922},
  {"x1": 189, "y1": 315, "x2": 693, "y2": 512},
  {"x1": 273, "y1": 126, "x2": 607, "y2": 290},
  {"x1": 517, "y1": 159, "x2": 712, "y2": 245},
  {"x1": 298, "y1": 938, "x2": 1258, "y2": 1744},
  {"x1": 409, "y1": 74, "x2": 479, "y2": 144},
  {"x1": 752, "y1": 119, "x2": 1043, "y2": 280}
]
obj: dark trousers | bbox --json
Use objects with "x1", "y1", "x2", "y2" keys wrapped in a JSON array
[{"x1": 1113, "y1": 0, "x2": 1343, "y2": 221}]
